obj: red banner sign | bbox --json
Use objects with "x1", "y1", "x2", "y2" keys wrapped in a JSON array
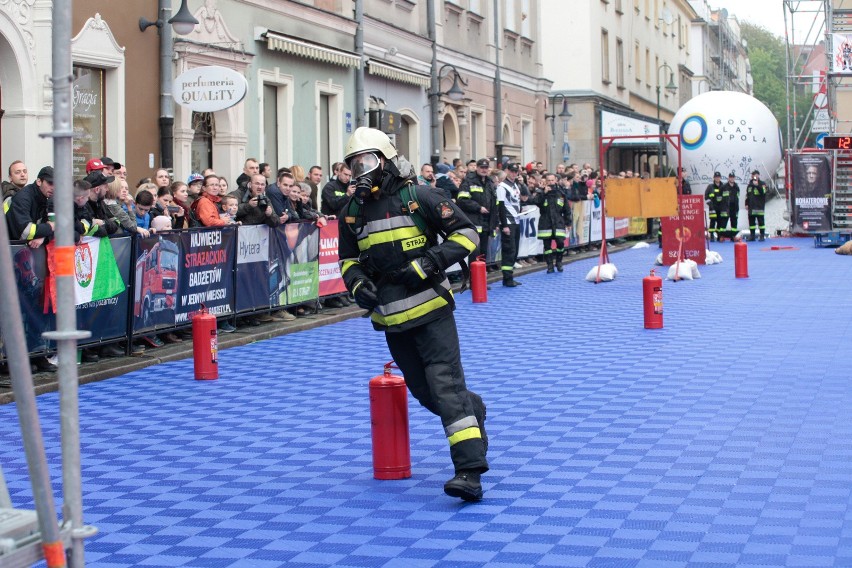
[
  {"x1": 318, "y1": 220, "x2": 347, "y2": 297},
  {"x1": 661, "y1": 195, "x2": 706, "y2": 265}
]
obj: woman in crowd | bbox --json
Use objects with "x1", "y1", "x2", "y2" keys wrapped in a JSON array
[
  {"x1": 171, "y1": 181, "x2": 192, "y2": 228},
  {"x1": 105, "y1": 178, "x2": 139, "y2": 236}
]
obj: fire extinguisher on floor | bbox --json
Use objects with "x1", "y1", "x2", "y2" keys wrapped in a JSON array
[
  {"x1": 643, "y1": 269, "x2": 663, "y2": 329},
  {"x1": 369, "y1": 362, "x2": 411, "y2": 480},
  {"x1": 193, "y1": 304, "x2": 218, "y2": 380}
]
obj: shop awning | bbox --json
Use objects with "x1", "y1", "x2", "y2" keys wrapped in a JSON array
[
  {"x1": 367, "y1": 60, "x2": 430, "y2": 88},
  {"x1": 265, "y1": 32, "x2": 360, "y2": 68}
]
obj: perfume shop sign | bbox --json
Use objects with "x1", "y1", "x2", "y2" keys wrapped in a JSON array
[{"x1": 173, "y1": 66, "x2": 248, "y2": 112}]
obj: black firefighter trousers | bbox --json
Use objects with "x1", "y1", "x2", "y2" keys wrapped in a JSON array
[{"x1": 385, "y1": 314, "x2": 489, "y2": 474}]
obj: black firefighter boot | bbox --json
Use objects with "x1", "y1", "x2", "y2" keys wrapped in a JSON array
[
  {"x1": 758, "y1": 231, "x2": 766, "y2": 242},
  {"x1": 545, "y1": 256, "x2": 555, "y2": 274},
  {"x1": 444, "y1": 470, "x2": 483, "y2": 502},
  {"x1": 748, "y1": 230, "x2": 756, "y2": 242},
  {"x1": 502, "y1": 271, "x2": 521, "y2": 287},
  {"x1": 555, "y1": 251, "x2": 564, "y2": 272}
]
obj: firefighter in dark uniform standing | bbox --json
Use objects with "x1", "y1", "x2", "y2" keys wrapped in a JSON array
[
  {"x1": 745, "y1": 169, "x2": 768, "y2": 241},
  {"x1": 495, "y1": 163, "x2": 524, "y2": 286},
  {"x1": 704, "y1": 171, "x2": 726, "y2": 241},
  {"x1": 456, "y1": 158, "x2": 496, "y2": 267},
  {"x1": 725, "y1": 172, "x2": 741, "y2": 236},
  {"x1": 337, "y1": 128, "x2": 489, "y2": 501},
  {"x1": 530, "y1": 173, "x2": 571, "y2": 273}
]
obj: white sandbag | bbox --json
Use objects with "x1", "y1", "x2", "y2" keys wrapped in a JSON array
[
  {"x1": 666, "y1": 261, "x2": 694, "y2": 281},
  {"x1": 585, "y1": 263, "x2": 618, "y2": 282},
  {"x1": 654, "y1": 252, "x2": 664, "y2": 265},
  {"x1": 705, "y1": 250, "x2": 723, "y2": 264},
  {"x1": 684, "y1": 258, "x2": 701, "y2": 279},
  {"x1": 632, "y1": 242, "x2": 650, "y2": 249}
]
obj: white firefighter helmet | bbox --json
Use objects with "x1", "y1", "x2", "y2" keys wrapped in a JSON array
[{"x1": 344, "y1": 127, "x2": 398, "y2": 164}]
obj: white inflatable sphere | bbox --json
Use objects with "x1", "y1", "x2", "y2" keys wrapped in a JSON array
[{"x1": 667, "y1": 91, "x2": 782, "y2": 186}]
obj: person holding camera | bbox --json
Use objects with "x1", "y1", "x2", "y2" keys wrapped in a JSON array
[{"x1": 236, "y1": 173, "x2": 281, "y2": 228}]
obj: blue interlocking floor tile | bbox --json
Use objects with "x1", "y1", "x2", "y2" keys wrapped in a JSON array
[{"x1": 3, "y1": 238, "x2": 852, "y2": 567}]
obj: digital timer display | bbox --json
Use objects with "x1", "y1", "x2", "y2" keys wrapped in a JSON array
[{"x1": 822, "y1": 135, "x2": 852, "y2": 150}]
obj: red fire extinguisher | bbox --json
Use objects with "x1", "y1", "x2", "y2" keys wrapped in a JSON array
[
  {"x1": 471, "y1": 255, "x2": 487, "y2": 303},
  {"x1": 192, "y1": 304, "x2": 219, "y2": 380},
  {"x1": 369, "y1": 361, "x2": 411, "y2": 480},
  {"x1": 734, "y1": 241, "x2": 749, "y2": 278},
  {"x1": 643, "y1": 269, "x2": 663, "y2": 329}
]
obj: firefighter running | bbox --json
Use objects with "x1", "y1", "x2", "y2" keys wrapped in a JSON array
[{"x1": 338, "y1": 127, "x2": 489, "y2": 502}]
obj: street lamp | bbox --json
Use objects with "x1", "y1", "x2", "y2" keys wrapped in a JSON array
[
  {"x1": 656, "y1": 63, "x2": 677, "y2": 176},
  {"x1": 546, "y1": 94, "x2": 572, "y2": 168},
  {"x1": 140, "y1": 0, "x2": 199, "y2": 172},
  {"x1": 429, "y1": 63, "x2": 467, "y2": 164},
  {"x1": 546, "y1": 94, "x2": 572, "y2": 136}
]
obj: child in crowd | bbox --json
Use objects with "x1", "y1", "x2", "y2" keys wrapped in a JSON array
[
  {"x1": 221, "y1": 195, "x2": 239, "y2": 224},
  {"x1": 135, "y1": 190, "x2": 155, "y2": 237},
  {"x1": 150, "y1": 214, "x2": 172, "y2": 233}
]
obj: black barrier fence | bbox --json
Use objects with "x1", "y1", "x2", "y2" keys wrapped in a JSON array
[{"x1": 1, "y1": 222, "x2": 323, "y2": 359}]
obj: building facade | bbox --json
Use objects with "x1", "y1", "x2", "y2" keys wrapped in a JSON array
[{"x1": 0, "y1": 0, "x2": 550, "y2": 200}]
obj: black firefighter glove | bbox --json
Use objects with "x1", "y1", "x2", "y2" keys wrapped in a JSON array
[
  {"x1": 352, "y1": 278, "x2": 379, "y2": 311},
  {"x1": 396, "y1": 256, "x2": 439, "y2": 289}
]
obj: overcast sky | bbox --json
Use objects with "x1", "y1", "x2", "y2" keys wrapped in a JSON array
[{"x1": 713, "y1": 0, "x2": 826, "y2": 42}]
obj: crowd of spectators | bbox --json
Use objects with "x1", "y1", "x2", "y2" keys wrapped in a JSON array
[{"x1": 2, "y1": 153, "x2": 619, "y2": 374}]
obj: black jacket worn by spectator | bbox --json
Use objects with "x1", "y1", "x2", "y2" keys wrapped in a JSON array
[
  {"x1": 320, "y1": 177, "x2": 349, "y2": 217},
  {"x1": 236, "y1": 200, "x2": 280, "y2": 227},
  {"x1": 456, "y1": 171, "x2": 496, "y2": 234},
  {"x1": 74, "y1": 202, "x2": 108, "y2": 241},
  {"x1": 234, "y1": 172, "x2": 251, "y2": 193},
  {"x1": 291, "y1": 199, "x2": 322, "y2": 222},
  {"x1": 265, "y1": 182, "x2": 291, "y2": 217},
  {"x1": 6, "y1": 182, "x2": 52, "y2": 242},
  {"x1": 88, "y1": 198, "x2": 120, "y2": 235},
  {"x1": 681, "y1": 178, "x2": 692, "y2": 195}
]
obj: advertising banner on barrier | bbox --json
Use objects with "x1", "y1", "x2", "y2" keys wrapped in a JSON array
[
  {"x1": 572, "y1": 201, "x2": 591, "y2": 246},
  {"x1": 235, "y1": 225, "x2": 271, "y2": 313},
  {"x1": 76, "y1": 237, "x2": 132, "y2": 344},
  {"x1": 133, "y1": 233, "x2": 182, "y2": 332},
  {"x1": 629, "y1": 217, "x2": 649, "y2": 235},
  {"x1": 661, "y1": 195, "x2": 707, "y2": 265},
  {"x1": 6, "y1": 244, "x2": 51, "y2": 355},
  {"x1": 271, "y1": 222, "x2": 319, "y2": 306},
  {"x1": 177, "y1": 228, "x2": 235, "y2": 322},
  {"x1": 790, "y1": 152, "x2": 832, "y2": 232},
  {"x1": 517, "y1": 206, "x2": 544, "y2": 258},
  {"x1": 318, "y1": 220, "x2": 347, "y2": 297}
]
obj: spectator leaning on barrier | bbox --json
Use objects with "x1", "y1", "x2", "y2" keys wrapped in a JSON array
[
  {"x1": 236, "y1": 173, "x2": 280, "y2": 228},
  {"x1": 6, "y1": 165, "x2": 54, "y2": 247},
  {"x1": 320, "y1": 164, "x2": 351, "y2": 217},
  {"x1": 2, "y1": 160, "x2": 28, "y2": 203},
  {"x1": 307, "y1": 165, "x2": 323, "y2": 209},
  {"x1": 104, "y1": 178, "x2": 138, "y2": 236},
  {"x1": 169, "y1": 182, "x2": 190, "y2": 229},
  {"x1": 134, "y1": 191, "x2": 155, "y2": 235},
  {"x1": 192, "y1": 175, "x2": 229, "y2": 227},
  {"x1": 288, "y1": 184, "x2": 327, "y2": 228},
  {"x1": 83, "y1": 170, "x2": 120, "y2": 236},
  {"x1": 266, "y1": 169, "x2": 291, "y2": 221}
]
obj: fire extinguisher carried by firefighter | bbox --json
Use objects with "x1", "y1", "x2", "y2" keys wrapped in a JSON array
[
  {"x1": 470, "y1": 255, "x2": 487, "y2": 303},
  {"x1": 642, "y1": 269, "x2": 663, "y2": 329},
  {"x1": 369, "y1": 361, "x2": 411, "y2": 480},
  {"x1": 192, "y1": 304, "x2": 219, "y2": 380}
]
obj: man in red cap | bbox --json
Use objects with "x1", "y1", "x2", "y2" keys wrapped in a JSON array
[{"x1": 86, "y1": 158, "x2": 106, "y2": 174}]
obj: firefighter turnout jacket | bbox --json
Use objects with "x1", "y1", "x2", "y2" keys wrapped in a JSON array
[
  {"x1": 6, "y1": 182, "x2": 53, "y2": 242},
  {"x1": 745, "y1": 180, "x2": 767, "y2": 212},
  {"x1": 338, "y1": 169, "x2": 479, "y2": 333},
  {"x1": 456, "y1": 172, "x2": 497, "y2": 235},
  {"x1": 704, "y1": 181, "x2": 728, "y2": 214},
  {"x1": 530, "y1": 187, "x2": 571, "y2": 238}
]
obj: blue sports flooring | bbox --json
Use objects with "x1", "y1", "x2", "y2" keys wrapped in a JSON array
[{"x1": 2, "y1": 237, "x2": 852, "y2": 568}]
